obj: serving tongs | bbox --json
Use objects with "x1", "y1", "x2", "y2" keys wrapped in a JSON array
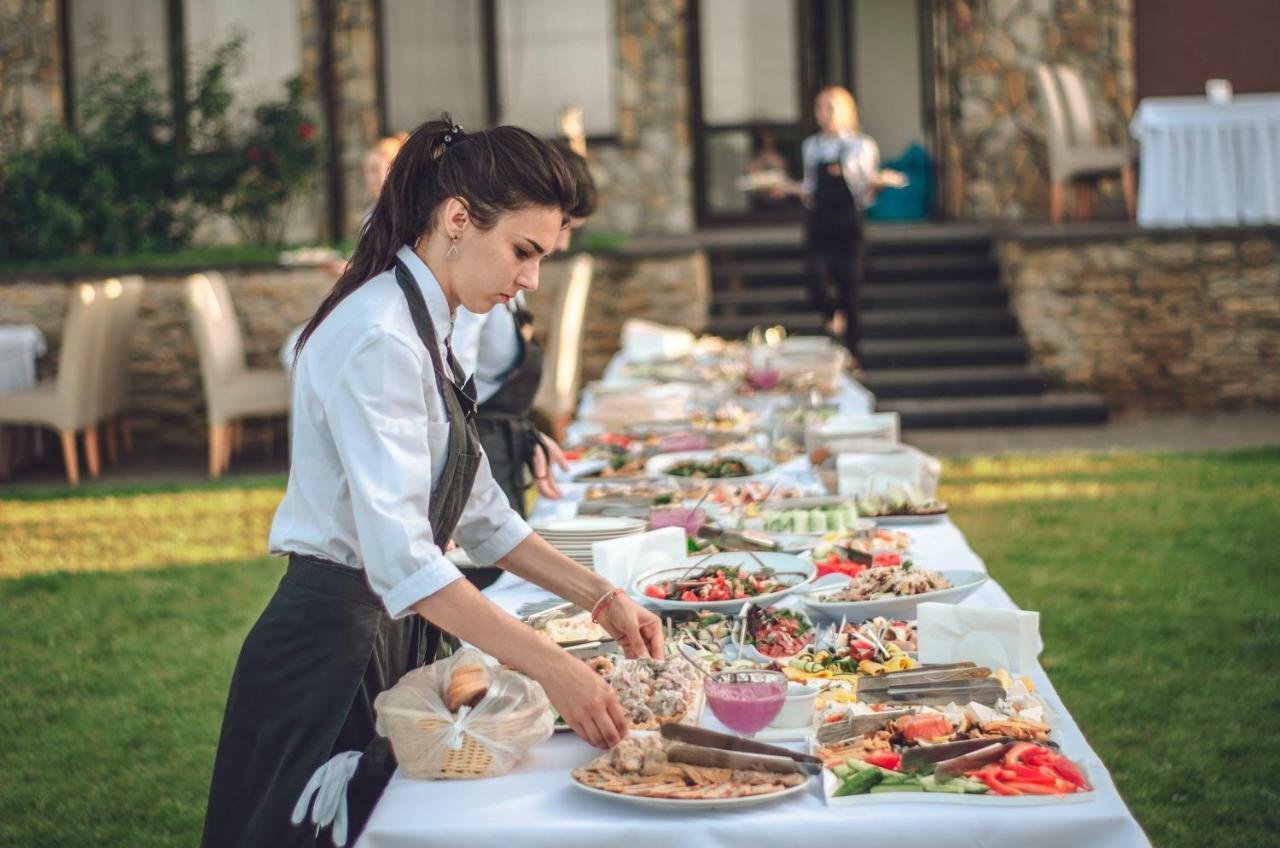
[
  {"x1": 854, "y1": 663, "x2": 991, "y2": 693},
  {"x1": 899, "y1": 737, "x2": 1014, "y2": 774},
  {"x1": 858, "y1": 679, "x2": 1006, "y2": 707},
  {"x1": 814, "y1": 709, "x2": 916, "y2": 747},
  {"x1": 659, "y1": 723, "x2": 822, "y2": 775}
]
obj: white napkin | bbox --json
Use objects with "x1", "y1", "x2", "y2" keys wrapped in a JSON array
[
  {"x1": 836, "y1": 445, "x2": 941, "y2": 497},
  {"x1": 619, "y1": 318, "x2": 695, "y2": 362},
  {"x1": 917, "y1": 602, "x2": 1041, "y2": 675},
  {"x1": 592, "y1": 527, "x2": 685, "y2": 591}
]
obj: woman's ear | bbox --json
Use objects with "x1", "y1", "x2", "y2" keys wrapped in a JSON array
[{"x1": 442, "y1": 196, "x2": 471, "y2": 238}]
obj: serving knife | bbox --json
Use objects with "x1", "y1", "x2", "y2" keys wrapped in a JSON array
[
  {"x1": 663, "y1": 741, "x2": 809, "y2": 776},
  {"x1": 899, "y1": 737, "x2": 1013, "y2": 772},
  {"x1": 659, "y1": 723, "x2": 823, "y2": 773},
  {"x1": 858, "y1": 680, "x2": 1007, "y2": 707}
]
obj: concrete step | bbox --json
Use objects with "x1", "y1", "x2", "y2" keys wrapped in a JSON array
[
  {"x1": 859, "y1": 307, "x2": 1019, "y2": 339},
  {"x1": 862, "y1": 365, "x2": 1047, "y2": 399},
  {"x1": 882, "y1": 392, "x2": 1110, "y2": 429},
  {"x1": 710, "y1": 285, "x2": 810, "y2": 308},
  {"x1": 858, "y1": 336, "x2": 1030, "y2": 369},
  {"x1": 859, "y1": 281, "x2": 1008, "y2": 310},
  {"x1": 865, "y1": 253, "x2": 999, "y2": 283}
]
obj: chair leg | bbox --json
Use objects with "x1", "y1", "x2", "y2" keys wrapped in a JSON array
[
  {"x1": 221, "y1": 421, "x2": 234, "y2": 474},
  {"x1": 232, "y1": 420, "x2": 245, "y2": 455},
  {"x1": 83, "y1": 426, "x2": 102, "y2": 479},
  {"x1": 121, "y1": 416, "x2": 134, "y2": 461},
  {"x1": 105, "y1": 420, "x2": 120, "y2": 466},
  {"x1": 1121, "y1": 164, "x2": 1136, "y2": 220},
  {"x1": 0, "y1": 427, "x2": 13, "y2": 479},
  {"x1": 1049, "y1": 181, "x2": 1066, "y2": 224},
  {"x1": 60, "y1": 429, "x2": 80, "y2": 486},
  {"x1": 209, "y1": 423, "x2": 227, "y2": 479}
]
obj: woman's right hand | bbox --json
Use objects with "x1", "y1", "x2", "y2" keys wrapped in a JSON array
[{"x1": 534, "y1": 652, "x2": 628, "y2": 749}]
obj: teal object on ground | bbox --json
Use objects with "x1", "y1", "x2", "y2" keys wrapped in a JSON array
[{"x1": 866, "y1": 142, "x2": 933, "y2": 221}]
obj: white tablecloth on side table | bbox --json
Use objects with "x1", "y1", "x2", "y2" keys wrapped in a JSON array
[
  {"x1": 0, "y1": 324, "x2": 47, "y2": 393},
  {"x1": 1130, "y1": 93, "x2": 1280, "y2": 227},
  {"x1": 358, "y1": 519, "x2": 1150, "y2": 848}
]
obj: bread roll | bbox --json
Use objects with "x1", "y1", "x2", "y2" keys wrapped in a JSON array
[{"x1": 445, "y1": 663, "x2": 489, "y2": 713}]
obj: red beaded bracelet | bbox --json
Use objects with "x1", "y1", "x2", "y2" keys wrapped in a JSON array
[{"x1": 590, "y1": 588, "x2": 623, "y2": 623}]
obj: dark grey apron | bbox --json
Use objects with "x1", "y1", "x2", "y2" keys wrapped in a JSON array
[
  {"x1": 804, "y1": 144, "x2": 865, "y2": 350},
  {"x1": 201, "y1": 258, "x2": 482, "y2": 848},
  {"x1": 468, "y1": 301, "x2": 545, "y2": 589}
]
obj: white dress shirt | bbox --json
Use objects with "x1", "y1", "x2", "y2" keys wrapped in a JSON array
[
  {"x1": 451, "y1": 295, "x2": 524, "y2": 405},
  {"x1": 268, "y1": 245, "x2": 533, "y2": 618},
  {"x1": 801, "y1": 131, "x2": 880, "y2": 209}
]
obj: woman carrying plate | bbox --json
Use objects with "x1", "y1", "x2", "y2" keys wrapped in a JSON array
[
  {"x1": 449, "y1": 143, "x2": 597, "y2": 588},
  {"x1": 201, "y1": 117, "x2": 663, "y2": 848}
]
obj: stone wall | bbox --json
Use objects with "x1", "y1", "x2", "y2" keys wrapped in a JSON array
[
  {"x1": 0, "y1": 249, "x2": 708, "y2": 457},
  {"x1": 589, "y1": 0, "x2": 695, "y2": 235},
  {"x1": 0, "y1": 0, "x2": 63, "y2": 155},
  {"x1": 998, "y1": 227, "x2": 1280, "y2": 411},
  {"x1": 931, "y1": 0, "x2": 1135, "y2": 220}
]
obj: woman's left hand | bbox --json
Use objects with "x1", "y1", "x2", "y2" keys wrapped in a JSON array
[
  {"x1": 598, "y1": 594, "x2": 665, "y2": 660},
  {"x1": 532, "y1": 432, "x2": 570, "y2": 499}
]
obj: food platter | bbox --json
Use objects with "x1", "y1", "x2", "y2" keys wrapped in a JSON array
[
  {"x1": 800, "y1": 569, "x2": 989, "y2": 622},
  {"x1": 645, "y1": 450, "x2": 775, "y2": 485},
  {"x1": 817, "y1": 759, "x2": 1096, "y2": 807},
  {"x1": 571, "y1": 772, "x2": 810, "y2": 810},
  {"x1": 631, "y1": 552, "x2": 816, "y2": 612}
]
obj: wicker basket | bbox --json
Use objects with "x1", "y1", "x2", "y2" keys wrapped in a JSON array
[{"x1": 375, "y1": 651, "x2": 554, "y2": 780}]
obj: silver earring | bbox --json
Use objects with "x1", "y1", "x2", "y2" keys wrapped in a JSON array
[{"x1": 447, "y1": 238, "x2": 459, "y2": 260}]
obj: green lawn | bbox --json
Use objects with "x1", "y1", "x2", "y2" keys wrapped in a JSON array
[{"x1": 1, "y1": 447, "x2": 1278, "y2": 847}]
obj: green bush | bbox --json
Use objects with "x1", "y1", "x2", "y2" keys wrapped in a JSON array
[{"x1": 0, "y1": 36, "x2": 321, "y2": 262}]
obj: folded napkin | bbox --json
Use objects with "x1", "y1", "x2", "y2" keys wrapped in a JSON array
[
  {"x1": 836, "y1": 444, "x2": 941, "y2": 498},
  {"x1": 592, "y1": 527, "x2": 686, "y2": 591},
  {"x1": 619, "y1": 319, "x2": 695, "y2": 363},
  {"x1": 917, "y1": 602, "x2": 1041, "y2": 675}
]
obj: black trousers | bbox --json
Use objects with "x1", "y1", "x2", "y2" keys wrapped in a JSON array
[
  {"x1": 805, "y1": 213, "x2": 865, "y2": 352},
  {"x1": 202, "y1": 556, "x2": 437, "y2": 848}
]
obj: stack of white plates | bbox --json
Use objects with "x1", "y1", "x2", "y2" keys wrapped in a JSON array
[{"x1": 532, "y1": 516, "x2": 647, "y2": 569}]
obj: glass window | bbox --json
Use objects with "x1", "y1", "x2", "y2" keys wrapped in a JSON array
[
  {"x1": 699, "y1": 0, "x2": 799, "y2": 125},
  {"x1": 184, "y1": 0, "x2": 303, "y2": 114},
  {"x1": 381, "y1": 0, "x2": 486, "y2": 132},
  {"x1": 70, "y1": 0, "x2": 171, "y2": 117},
  {"x1": 495, "y1": 0, "x2": 618, "y2": 136}
]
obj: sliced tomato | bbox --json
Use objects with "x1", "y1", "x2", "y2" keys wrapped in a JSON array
[
  {"x1": 864, "y1": 751, "x2": 902, "y2": 771},
  {"x1": 643, "y1": 584, "x2": 666, "y2": 599},
  {"x1": 680, "y1": 590, "x2": 699, "y2": 602}
]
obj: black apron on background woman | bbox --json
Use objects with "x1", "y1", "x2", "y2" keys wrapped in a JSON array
[
  {"x1": 202, "y1": 258, "x2": 481, "y2": 848},
  {"x1": 465, "y1": 301, "x2": 544, "y2": 590},
  {"x1": 804, "y1": 147, "x2": 865, "y2": 352}
]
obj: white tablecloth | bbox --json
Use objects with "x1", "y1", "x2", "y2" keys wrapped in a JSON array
[
  {"x1": 1130, "y1": 93, "x2": 1280, "y2": 227},
  {"x1": 358, "y1": 517, "x2": 1149, "y2": 848},
  {"x1": 0, "y1": 324, "x2": 47, "y2": 393}
]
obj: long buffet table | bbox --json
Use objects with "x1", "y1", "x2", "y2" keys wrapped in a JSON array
[{"x1": 357, "y1": 351, "x2": 1150, "y2": 848}]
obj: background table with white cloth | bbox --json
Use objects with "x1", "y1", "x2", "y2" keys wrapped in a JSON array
[
  {"x1": 0, "y1": 324, "x2": 49, "y2": 471},
  {"x1": 1130, "y1": 93, "x2": 1280, "y2": 227},
  {"x1": 358, "y1": 514, "x2": 1149, "y2": 848}
]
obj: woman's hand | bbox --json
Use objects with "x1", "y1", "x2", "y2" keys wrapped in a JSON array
[
  {"x1": 531, "y1": 432, "x2": 569, "y2": 499},
  {"x1": 535, "y1": 652, "x2": 629, "y2": 749},
  {"x1": 597, "y1": 594, "x2": 665, "y2": 660}
]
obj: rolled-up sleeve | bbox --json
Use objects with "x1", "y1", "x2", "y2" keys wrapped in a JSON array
[
  {"x1": 843, "y1": 136, "x2": 880, "y2": 208},
  {"x1": 322, "y1": 330, "x2": 464, "y2": 618},
  {"x1": 453, "y1": 447, "x2": 534, "y2": 565}
]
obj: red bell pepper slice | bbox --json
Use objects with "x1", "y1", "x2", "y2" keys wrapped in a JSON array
[
  {"x1": 864, "y1": 751, "x2": 902, "y2": 771},
  {"x1": 1050, "y1": 757, "x2": 1091, "y2": 790}
]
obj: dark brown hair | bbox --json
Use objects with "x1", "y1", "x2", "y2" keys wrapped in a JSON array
[{"x1": 294, "y1": 115, "x2": 578, "y2": 357}]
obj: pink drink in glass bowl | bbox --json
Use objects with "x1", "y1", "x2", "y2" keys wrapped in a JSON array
[
  {"x1": 704, "y1": 670, "x2": 788, "y2": 736},
  {"x1": 649, "y1": 506, "x2": 705, "y2": 538}
]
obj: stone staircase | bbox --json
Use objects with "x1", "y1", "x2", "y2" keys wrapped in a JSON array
[{"x1": 705, "y1": 227, "x2": 1109, "y2": 429}]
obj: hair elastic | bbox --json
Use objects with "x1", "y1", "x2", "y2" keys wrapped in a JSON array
[{"x1": 442, "y1": 124, "x2": 466, "y2": 149}]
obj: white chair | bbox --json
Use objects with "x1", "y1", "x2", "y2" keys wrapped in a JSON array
[
  {"x1": 1034, "y1": 63, "x2": 1136, "y2": 223},
  {"x1": 0, "y1": 282, "x2": 110, "y2": 484},
  {"x1": 532, "y1": 254, "x2": 594, "y2": 439},
  {"x1": 184, "y1": 272, "x2": 290, "y2": 478}
]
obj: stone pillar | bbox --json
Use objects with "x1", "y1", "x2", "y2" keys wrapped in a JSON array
[
  {"x1": 0, "y1": 0, "x2": 65, "y2": 155},
  {"x1": 930, "y1": 0, "x2": 1135, "y2": 220},
  {"x1": 591, "y1": 0, "x2": 694, "y2": 235},
  {"x1": 300, "y1": 0, "x2": 381, "y2": 240}
]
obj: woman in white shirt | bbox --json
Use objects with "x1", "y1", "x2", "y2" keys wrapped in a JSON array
[
  {"x1": 801, "y1": 86, "x2": 880, "y2": 349},
  {"x1": 450, "y1": 144, "x2": 595, "y2": 590},
  {"x1": 202, "y1": 118, "x2": 663, "y2": 848}
]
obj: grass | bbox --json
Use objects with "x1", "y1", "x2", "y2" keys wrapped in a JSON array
[{"x1": 2, "y1": 447, "x2": 1278, "y2": 846}]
